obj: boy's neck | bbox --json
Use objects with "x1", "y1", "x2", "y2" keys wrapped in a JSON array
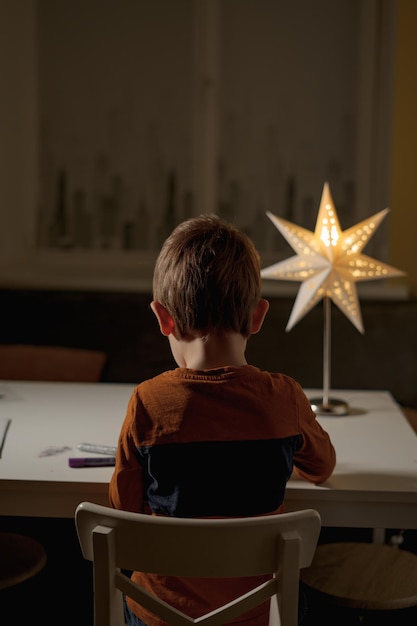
[{"x1": 177, "y1": 332, "x2": 248, "y2": 370}]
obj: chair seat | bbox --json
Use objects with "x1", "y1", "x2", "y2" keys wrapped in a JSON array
[
  {"x1": 300, "y1": 542, "x2": 417, "y2": 611},
  {"x1": 0, "y1": 532, "x2": 47, "y2": 590}
]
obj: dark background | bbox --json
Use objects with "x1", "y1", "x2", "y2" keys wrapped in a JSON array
[{"x1": 1, "y1": 287, "x2": 416, "y2": 409}]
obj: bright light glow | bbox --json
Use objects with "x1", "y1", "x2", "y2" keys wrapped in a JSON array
[{"x1": 261, "y1": 182, "x2": 405, "y2": 333}]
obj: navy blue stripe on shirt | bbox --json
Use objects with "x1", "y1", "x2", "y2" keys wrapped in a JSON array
[{"x1": 137, "y1": 436, "x2": 302, "y2": 517}]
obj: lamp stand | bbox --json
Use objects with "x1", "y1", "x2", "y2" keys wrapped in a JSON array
[{"x1": 310, "y1": 296, "x2": 349, "y2": 416}]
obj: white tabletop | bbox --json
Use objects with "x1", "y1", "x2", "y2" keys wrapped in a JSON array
[
  {"x1": 0, "y1": 380, "x2": 134, "y2": 517},
  {"x1": 1, "y1": 381, "x2": 416, "y2": 527}
]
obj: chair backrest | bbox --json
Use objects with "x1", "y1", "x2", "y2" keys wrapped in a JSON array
[
  {"x1": 75, "y1": 502, "x2": 321, "y2": 626},
  {"x1": 0, "y1": 344, "x2": 107, "y2": 382}
]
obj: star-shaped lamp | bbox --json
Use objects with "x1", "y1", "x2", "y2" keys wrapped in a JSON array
[{"x1": 261, "y1": 182, "x2": 405, "y2": 415}]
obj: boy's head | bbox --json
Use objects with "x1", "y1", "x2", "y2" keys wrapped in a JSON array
[{"x1": 152, "y1": 214, "x2": 264, "y2": 339}]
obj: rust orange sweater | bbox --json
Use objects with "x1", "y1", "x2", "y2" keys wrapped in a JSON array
[{"x1": 109, "y1": 365, "x2": 335, "y2": 626}]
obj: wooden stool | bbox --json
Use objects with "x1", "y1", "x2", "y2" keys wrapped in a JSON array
[
  {"x1": 300, "y1": 542, "x2": 417, "y2": 614},
  {"x1": 0, "y1": 532, "x2": 47, "y2": 590}
]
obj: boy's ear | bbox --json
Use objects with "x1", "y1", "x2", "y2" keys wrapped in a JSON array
[
  {"x1": 251, "y1": 298, "x2": 269, "y2": 334},
  {"x1": 150, "y1": 301, "x2": 176, "y2": 336}
]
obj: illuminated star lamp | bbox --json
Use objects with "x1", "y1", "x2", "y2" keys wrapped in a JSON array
[{"x1": 261, "y1": 182, "x2": 405, "y2": 415}]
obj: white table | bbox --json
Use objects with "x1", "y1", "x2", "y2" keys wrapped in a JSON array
[{"x1": 1, "y1": 382, "x2": 416, "y2": 529}]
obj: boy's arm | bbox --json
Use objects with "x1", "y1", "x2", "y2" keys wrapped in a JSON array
[
  {"x1": 109, "y1": 393, "x2": 146, "y2": 513},
  {"x1": 292, "y1": 387, "x2": 336, "y2": 484}
]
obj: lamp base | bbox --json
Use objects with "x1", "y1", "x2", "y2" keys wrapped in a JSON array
[{"x1": 310, "y1": 397, "x2": 349, "y2": 416}]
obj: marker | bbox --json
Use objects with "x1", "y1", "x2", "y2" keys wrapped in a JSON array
[
  {"x1": 69, "y1": 457, "x2": 116, "y2": 468},
  {"x1": 77, "y1": 443, "x2": 117, "y2": 455}
]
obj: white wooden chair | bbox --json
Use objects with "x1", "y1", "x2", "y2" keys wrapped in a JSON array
[{"x1": 75, "y1": 502, "x2": 321, "y2": 626}]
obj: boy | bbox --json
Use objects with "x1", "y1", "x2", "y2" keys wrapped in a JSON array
[{"x1": 109, "y1": 214, "x2": 336, "y2": 626}]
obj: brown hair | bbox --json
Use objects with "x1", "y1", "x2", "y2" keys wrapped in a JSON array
[{"x1": 153, "y1": 215, "x2": 262, "y2": 338}]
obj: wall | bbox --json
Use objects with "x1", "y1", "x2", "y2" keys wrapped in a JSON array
[
  {"x1": 0, "y1": 0, "x2": 38, "y2": 265},
  {"x1": 389, "y1": 0, "x2": 417, "y2": 296},
  {"x1": 1, "y1": 0, "x2": 411, "y2": 291}
]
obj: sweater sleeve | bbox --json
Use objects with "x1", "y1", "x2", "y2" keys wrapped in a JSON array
[
  {"x1": 109, "y1": 390, "x2": 146, "y2": 513},
  {"x1": 292, "y1": 383, "x2": 336, "y2": 484}
]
